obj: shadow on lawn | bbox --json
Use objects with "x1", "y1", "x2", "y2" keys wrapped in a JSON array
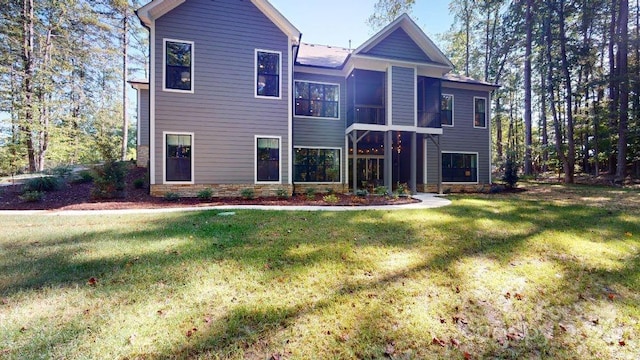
[{"x1": 1, "y1": 194, "x2": 638, "y2": 358}]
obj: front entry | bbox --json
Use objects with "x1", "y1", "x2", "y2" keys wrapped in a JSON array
[{"x1": 348, "y1": 156, "x2": 385, "y2": 190}]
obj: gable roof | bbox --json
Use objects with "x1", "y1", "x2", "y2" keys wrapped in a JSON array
[
  {"x1": 136, "y1": 0, "x2": 301, "y2": 42},
  {"x1": 354, "y1": 14, "x2": 453, "y2": 69}
]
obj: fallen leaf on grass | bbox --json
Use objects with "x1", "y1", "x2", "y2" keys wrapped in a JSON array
[
  {"x1": 128, "y1": 334, "x2": 136, "y2": 344},
  {"x1": 453, "y1": 314, "x2": 468, "y2": 324},
  {"x1": 514, "y1": 293, "x2": 524, "y2": 300},
  {"x1": 607, "y1": 293, "x2": 615, "y2": 300},
  {"x1": 450, "y1": 338, "x2": 460, "y2": 347},
  {"x1": 87, "y1": 277, "x2": 97, "y2": 286},
  {"x1": 625, "y1": 232, "x2": 632, "y2": 237},
  {"x1": 19, "y1": 326, "x2": 28, "y2": 332},
  {"x1": 504, "y1": 292, "x2": 511, "y2": 299},
  {"x1": 619, "y1": 340, "x2": 626, "y2": 346},
  {"x1": 186, "y1": 328, "x2": 197, "y2": 337},
  {"x1": 384, "y1": 343, "x2": 395, "y2": 355},
  {"x1": 506, "y1": 332, "x2": 525, "y2": 341},
  {"x1": 464, "y1": 351, "x2": 472, "y2": 359},
  {"x1": 432, "y1": 337, "x2": 446, "y2": 347},
  {"x1": 558, "y1": 323, "x2": 567, "y2": 332}
]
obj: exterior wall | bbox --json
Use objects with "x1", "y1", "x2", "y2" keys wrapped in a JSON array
[
  {"x1": 153, "y1": 0, "x2": 290, "y2": 185},
  {"x1": 363, "y1": 28, "x2": 430, "y2": 63},
  {"x1": 137, "y1": 89, "x2": 150, "y2": 167},
  {"x1": 424, "y1": 85, "x2": 492, "y2": 185},
  {"x1": 293, "y1": 183, "x2": 346, "y2": 195},
  {"x1": 390, "y1": 66, "x2": 415, "y2": 126},
  {"x1": 151, "y1": 184, "x2": 293, "y2": 198}
]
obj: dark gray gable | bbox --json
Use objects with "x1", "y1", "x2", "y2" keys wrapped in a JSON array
[{"x1": 362, "y1": 28, "x2": 431, "y2": 62}]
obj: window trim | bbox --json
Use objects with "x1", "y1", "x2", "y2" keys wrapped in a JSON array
[
  {"x1": 441, "y1": 93, "x2": 454, "y2": 127},
  {"x1": 294, "y1": 80, "x2": 341, "y2": 120},
  {"x1": 293, "y1": 146, "x2": 342, "y2": 184},
  {"x1": 441, "y1": 151, "x2": 479, "y2": 184},
  {"x1": 163, "y1": 131, "x2": 195, "y2": 184},
  {"x1": 255, "y1": 135, "x2": 282, "y2": 184},
  {"x1": 162, "y1": 38, "x2": 195, "y2": 93},
  {"x1": 473, "y1": 96, "x2": 487, "y2": 129},
  {"x1": 254, "y1": 49, "x2": 282, "y2": 100}
]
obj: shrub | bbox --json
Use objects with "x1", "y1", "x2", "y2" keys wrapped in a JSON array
[
  {"x1": 133, "y1": 178, "x2": 146, "y2": 189},
  {"x1": 70, "y1": 170, "x2": 94, "y2": 184},
  {"x1": 164, "y1": 192, "x2": 180, "y2": 201},
  {"x1": 374, "y1": 186, "x2": 388, "y2": 196},
  {"x1": 502, "y1": 153, "x2": 519, "y2": 189},
  {"x1": 304, "y1": 187, "x2": 317, "y2": 200},
  {"x1": 197, "y1": 188, "x2": 213, "y2": 200},
  {"x1": 355, "y1": 189, "x2": 369, "y2": 197},
  {"x1": 23, "y1": 176, "x2": 62, "y2": 192},
  {"x1": 395, "y1": 182, "x2": 410, "y2": 196},
  {"x1": 47, "y1": 165, "x2": 74, "y2": 178},
  {"x1": 325, "y1": 187, "x2": 334, "y2": 195},
  {"x1": 323, "y1": 194, "x2": 339, "y2": 204},
  {"x1": 91, "y1": 161, "x2": 127, "y2": 199},
  {"x1": 276, "y1": 188, "x2": 289, "y2": 199},
  {"x1": 241, "y1": 188, "x2": 255, "y2": 200},
  {"x1": 20, "y1": 190, "x2": 44, "y2": 202}
]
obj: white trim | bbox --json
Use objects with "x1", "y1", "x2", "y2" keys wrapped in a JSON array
[
  {"x1": 255, "y1": 135, "x2": 282, "y2": 184},
  {"x1": 488, "y1": 91, "x2": 493, "y2": 185},
  {"x1": 441, "y1": 93, "x2": 454, "y2": 127},
  {"x1": 137, "y1": 0, "x2": 186, "y2": 27},
  {"x1": 473, "y1": 96, "x2": 488, "y2": 129},
  {"x1": 150, "y1": 23, "x2": 156, "y2": 185},
  {"x1": 294, "y1": 65, "x2": 346, "y2": 77},
  {"x1": 442, "y1": 81, "x2": 499, "y2": 92},
  {"x1": 413, "y1": 67, "x2": 418, "y2": 127},
  {"x1": 345, "y1": 123, "x2": 443, "y2": 135},
  {"x1": 293, "y1": 146, "x2": 343, "y2": 184},
  {"x1": 136, "y1": 90, "x2": 141, "y2": 147},
  {"x1": 423, "y1": 138, "x2": 428, "y2": 186},
  {"x1": 287, "y1": 40, "x2": 293, "y2": 185},
  {"x1": 441, "y1": 151, "x2": 479, "y2": 184},
  {"x1": 351, "y1": 54, "x2": 452, "y2": 70},
  {"x1": 293, "y1": 80, "x2": 341, "y2": 120},
  {"x1": 162, "y1": 38, "x2": 195, "y2": 93},
  {"x1": 387, "y1": 66, "x2": 393, "y2": 126},
  {"x1": 255, "y1": 49, "x2": 282, "y2": 100},
  {"x1": 344, "y1": 135, "x2": 349, "y2": 185},
  {"x1": 162, "y1": 131, "x2": 195, "y2": 184}
]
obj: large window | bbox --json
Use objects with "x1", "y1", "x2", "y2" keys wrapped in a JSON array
[
  {"x1": 442, "y1": 153, "x2": 477, "y2": 183},
  {"x1": 164, "y1": 39, "x2": 193, "y2": 92},
  {"x1": 441, "y1": 94, "x2": 453, "y2": 126},
  {"x1": 255, "y1": 50, "x2": 281, "y2": 98},
  {"x1": 295, "y1": 81, "x2": 339, "y2": 118},
  {"x1": 165, "y1": 133, "x2": 193, "y2": 182},
  {"x1": 294, "y1": 148, "x2": 341, "y2": 183},
  {"x1": 474, "y1": 97, "x2": 487, "y2": 128},
  {"x1": 256, "y1": 136, "x2": 280, "y2": 182}
]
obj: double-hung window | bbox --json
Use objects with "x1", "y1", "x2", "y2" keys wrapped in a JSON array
[
  {"x1": 441, "y1": 94, "x2": 453, "y2": 126},
  {"x1": 474, "y1": 97, "x2": 487, "y2": 128},
  {"x1": 295, "y1": 81, "x2": 339, "y2": 118},
  {"x1": 256, "y1": 136, "x2": 281, "y2": 182},
  {"x1": 255, "y1": 50, "x2": 281, "y2": 98},
  {"x1": 164, "y1": 39, "x2": 194, "y2": 92}
]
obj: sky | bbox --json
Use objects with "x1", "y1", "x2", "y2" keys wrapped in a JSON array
[{"x1": 268, "y1": 0, "x2": 454, "y2": 49}]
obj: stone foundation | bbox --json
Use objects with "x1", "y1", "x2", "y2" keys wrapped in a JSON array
[
  {"x1": 293, "y1": 183, "x2": 347, "y2": 195},
  {"x1": 150, "y1": 183, "x2": 293, "y2": 198},
  {"x1": 420, "y1": 183, "x2": 492, "y2": 193},
  {"x1": 136, "y1": 146, "x2": 149, "y2": 168}
]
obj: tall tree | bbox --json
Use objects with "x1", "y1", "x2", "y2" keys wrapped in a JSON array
[
  {"x1": 523, "y1": 0, "x2": 533, "y2": 175},
  {"x1": 367, "y1": 0, "x2": 415, "y2": 30},
  {"x1": 616, "y1": 0, "x2": 629, "y2": 181}
]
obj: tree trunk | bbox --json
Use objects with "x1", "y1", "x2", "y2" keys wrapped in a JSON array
[
  {"x1": 496, "y1": 96, "x2": 503, "y2": 162},
  {"x1": 21, "y1": 0, "x2": 36, "y2": 172},
  {"x1": 559, "y1": 1, "x2": 575, "y2": 183},
  {"x1": 616, "y1": 0, "x2": 629, "y2": 181},
  {"x1": 540, "y1": 58, "x2": 549, "y2": 173},
  {"x1": 609, "y1": 0, "x2": 618, "y2": 174},
  {"x1": 524, "y1": 0, "x2": 533, "y2": 175},
  {"x1": 121, "y1": 7, "x2": 129, "y2": 161}
]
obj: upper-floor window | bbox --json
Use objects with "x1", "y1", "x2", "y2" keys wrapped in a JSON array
[
  {"x1": 441, "y1": 94, "x2": 454, "y2": 126},
  {"x1": 255, "y1": 50, "x2": 281, "y2": 98},
  {"x1": 295, "y1": 81, "x2": 339, "y2": 119},
  {"x1": 164, "y1": 39, "x2": 194, "y2": 92},
  {"x1": 474, "y1": 97, "x2": 487, "y2": 128}
]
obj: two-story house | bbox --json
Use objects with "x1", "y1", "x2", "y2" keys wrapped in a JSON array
[{"x1": 130, "y1": 0, "x2": 498, "y2": 198}]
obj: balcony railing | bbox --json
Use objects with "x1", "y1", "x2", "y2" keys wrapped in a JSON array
[
  {"x1": 347, "y1": 106, "x2": 386, "y2": 127},
  {"x1": 418, "y1": 111, "x2": 441, "y2": 128}
]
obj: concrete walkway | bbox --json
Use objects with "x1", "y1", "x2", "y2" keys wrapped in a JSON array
[{"x1": 0, "y1": 193, "x2": 451, "y2": 216}]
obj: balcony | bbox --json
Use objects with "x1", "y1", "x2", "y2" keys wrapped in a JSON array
[
  {"x1": 347, "y1": 106, "x2": 386, "y2": 127},
  {"x1": 418, "y1": 111, "x2": 441, "y2": 128}
]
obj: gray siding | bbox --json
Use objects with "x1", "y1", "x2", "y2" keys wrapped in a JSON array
[
  {"x1": 138, "y1": 89, "x2": 149, "y2": 146},
  {"x1": 153, "y1": 0, "x2": 290, "y2": 184},
  {"x1": 425, "y1": 86, "x2": 491, "y2": 184},
  {"x1": 391, "y1": 66, "x2": 415, "y2": 126},
  {"x1": 364, "y1": 28, "x2": 430, "y2": 62}
]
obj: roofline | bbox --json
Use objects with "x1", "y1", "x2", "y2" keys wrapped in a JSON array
[
  {"x1": 136, "y1": 0, "x2": 301, "y2": 42},
  {"x1": 354, "y1": 13, "x2": 454, "y2": 70},
  {"x1": 442, "y1": 78, "x2": 501, "y2": 90}
]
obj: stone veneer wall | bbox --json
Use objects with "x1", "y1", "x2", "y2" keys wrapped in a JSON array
[
  {"x1": 419, "y1": 184, "x2": 493, "y2": 193},
  {"x1": 293, "y1": 183, "x2": 347, "y2": 195},
  {"x1": 136, "y1": 146, "x2": 149, "y2": 168},
  {"x1": 151, "y1": 184, "x2": 294, "y2": 198}
]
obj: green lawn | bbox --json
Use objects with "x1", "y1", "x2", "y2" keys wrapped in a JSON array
[{"x1": 1, "y1": 184, "x2": 638, "y2": 359}]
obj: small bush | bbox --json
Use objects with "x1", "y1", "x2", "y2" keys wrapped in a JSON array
[
  {"x1": 91, "y1": 161, "x2": 127, "y2": 199},
  {"x1": 133, "y1": 178, "x2": 146, "y2": 189},
  {"x1": 374, "y1": 186, "x2": 388, "y2": 195},
  {"x1": 241, "y1": 188, "x2": 255, "y2": 200},
  {"x1": 197, "y1": 188, "x2": 213, "y2": 200},
  {"x1": 47, "y1": 165, "x2": 74, "y2": 178},
  {"x1": 23, "y1": 176, "x2": 62, "y2": 192},
  {"x1": 355, "y1": 189, "x2": 369, "y2": 197},
  {"x1": 20, "y1": 190, "x2": 44, "y2": 202},
  {"x1": 276, "y1": 188, "x2": 289, "y2": 199},
  {"x1": 304, "y1": 187, "x2": 317, "y2": 200},
  {"x1": 395, "y1": 182, "x2": 410, "y2": 196},
  {"x1": 502, "y1": 154, "x2": 519, "y2": 189},
  {"x1": 164, "y1": 192, "x2": 180, "y2": 201},
  {"x1": 71, "y1": 170, "x2": 94, "y2": 184},
  {"x1": 323, "y1": 194, "x2": 339, "y2": 204}
]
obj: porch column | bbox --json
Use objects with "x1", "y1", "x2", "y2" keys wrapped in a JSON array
[
  {"x1": 351, "y1": 131, "x2": 357, "y2": 193},
  {"x1": 384, "y1": 130, "x2": 393, "y2": 194},
  {"x1": 437, "y1": 135, "x2": 442, "y2": 194},
  {"x1": 410, "y1": 131, "x2": 417, "y2": 194}
]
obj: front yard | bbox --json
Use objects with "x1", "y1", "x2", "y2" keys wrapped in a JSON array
[{"x1": 0, "y1": 184, "x2": 638, "y2": 359}]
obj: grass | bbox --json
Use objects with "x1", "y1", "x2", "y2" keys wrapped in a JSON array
[{"x1": 0, "y1": 183, "x2": 638, "y2": 359}]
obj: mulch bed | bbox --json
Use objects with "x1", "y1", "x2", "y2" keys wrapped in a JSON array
[{"x1": 0, "y1": 166, "x2": 418, "y2": 211}]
